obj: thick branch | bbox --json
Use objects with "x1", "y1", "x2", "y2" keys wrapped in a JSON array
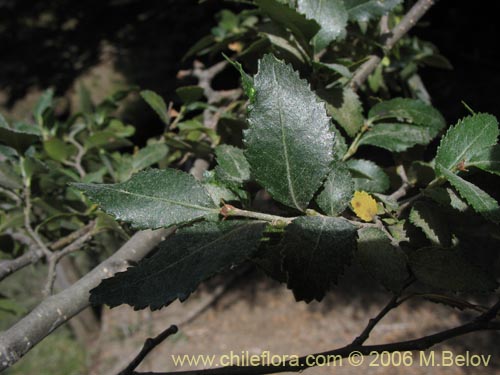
[
  {"x1": 350, "y1": 0, "x2": 435, "y2": 91},
  {"x1": 0, "y1": 227, "x2": 173, "y2": 372}
]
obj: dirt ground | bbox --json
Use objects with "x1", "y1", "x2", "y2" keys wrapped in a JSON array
[{"x1": 90, "y1": 268, "x2": 499, "y2": 375}]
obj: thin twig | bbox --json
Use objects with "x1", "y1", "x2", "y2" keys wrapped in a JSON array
[
  {"x1": 23, "y1": 186, "x2": 52, "y2": 259},
  {"x1": 0, "y1": 186, "x2": 22, "y2": 206},
  {"x1": 131, "y1": 298, "x2": 500, "y2": 375},
  {"x1": 43, "y1": 222, "x2": 96, "y2": 296},
  {"x1": 350, "y1": 0, "x2": 435, "y2": 91},
  {"x1": 119, "y1": 325, "x2": 179, "y2": 375},
  {"x1": 0, "y1": 222, "x2": 96, "y2": 282},
  {"x1": 388, "y1": 164, "x2": 412, "y2": 201},
  {"x1": 351, "y1": 294, "x2": 400, "y2": 346},
  {"x1": 0, "y1": 248, "x2": 44, "y2": 281},
  {"x1": 114, "y1": 266, "x2": 253, "y2": 375}
]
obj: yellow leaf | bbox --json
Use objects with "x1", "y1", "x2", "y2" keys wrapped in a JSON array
[{"x1": 351, "y1": 191, "x2": 377, "y2": 222}]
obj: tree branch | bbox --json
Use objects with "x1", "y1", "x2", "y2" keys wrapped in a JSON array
[
  {"x1": 0, "y1": 227, "x2": 174, "y2": 372},
  {"x1": 42, "y1": 221, "x2": 96, "y2": 296},
  {"x1": 119, "y1": 325, "x2": 179, "y2": 375},
  {"x1": 350, "y1": 0, "x2": 435, "y2": 91},
  {"x1": 130, "y1": 298, "x2": 500, "y2": 375},
  {"x1": 0, "y1": 222, "x2": 96, "y2": 282},
  {"x1": 0, "y1": 102, "x2": 217, "y2": 369}
]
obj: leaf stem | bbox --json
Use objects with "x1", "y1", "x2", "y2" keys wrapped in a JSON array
[
  {"x1": 220, "y1": 205, "x2": 294, "y2": 227},
  {"x1": 342, "y1": 123, "x2": 369, "y2": 161}
]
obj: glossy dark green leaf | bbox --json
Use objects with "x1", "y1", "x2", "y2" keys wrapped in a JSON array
[
  {"x1": 175, "y1": 86, "x2": 205, "y2": 104},
  {"x1": 423, "y1": 187, "x2": 468, "y2": 212},
  {"x1": 368, "y1": 98, "x2": 445, "y2": 129},
  {"x1": 74, "y1": 168, "x2": 218, "y2": 229},
  {"x1": 316, "y1": 161, "x2": 354, "y2": 216},
  {"x1": 409, "y1": 247, "x2": 497, "y2": 293},
  {"x1": 359, "y1": 123, "x2": 436, "y2": 152},
  {"x1": 435, "y1": 114, "x2": 499, "y2": 175},
  {"x1": 325, "y1": 87, "x2": 364, "y2": 137},
  {"x1": 223, "y1": 54, "x2": 255, "y2": 101},
  {"x1": 0, "y1": 145, "x2": 18, "y2": 160},
  {"x1": 282, "y1": 216, "x2": 357, "y2": 302},
  {"x1": 297, "y1": 0, "x2": 348, "y2": 51},
  {"x1": 89, "y1": 220, "x2": 266, "y2": 309},
  {"x1": 245, "y1": 54, "x2": 334, "y2": 211},
  {"x1": 0, "y1": 115, "x2": 41, "y2": 153},
  {"x1": 438, "y1": 165, "x2": 500, "y2": 223},
  {"x1": 344, "y1": 0, "x2": 402, "y2": 22},
  {"x1": 256, "y1": 0, "x2": 320, "y2": 51},
  {"x1": 467, "y1": 144, "x2": 500, "y2": 176},
  {"x1": 346, "y1": 159, "x2": 389, "y2": 193},
  {"x1": 313, "y1": 62, "x2": 352, "y2": 78},
  {"x1": 0, "y1": 162, "x2": 22, "y2": 190},
  {"x1": 409, "y1": 201, "x2": 451, "y2": 247},
  {"x1": 331, "y1": 124, "x2": 348, "y2": 159},
  {"x1": 214, "y1": 145, "x2": 251, "y2": 185},
  {"x1": 140, "y1": 90, "x2": 170, "y2": 125},
  {"x1": 131, "y1": 143, "x2": 168, "y2": 172},
  {"x1": 357, "y1": 227, "x2": 409, "y2": 292}
]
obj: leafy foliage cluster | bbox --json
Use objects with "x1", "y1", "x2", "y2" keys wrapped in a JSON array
[{"x1": 1, "y1": 1, "x2": 499, "y2": 365}]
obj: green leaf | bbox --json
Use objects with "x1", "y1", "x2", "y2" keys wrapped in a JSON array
[
  {"x1": 89, "y1": 220, "x2": 266, "y2": 309},
  {"x1": 409, "y1": 201, "x2": 451, "y2": 247},
  {"x1": 331, "y1": 124, "x2": 348, "y2": 159},
  {"x1": 0, "y1": 115, "x2": 41, "y2": 153},
  {"x1": 43, "y1": 138, "x2": 76, "y2": 162},
  {"x1": 297, "y1": 0, "x2": 348, "y2": 51},
  {"x1": 73, "y1": 168, "x2": 218, "y2": 229},
  {"x1": 203, "y1": 181, "x2": 240, "y2": 206},
  {"x1": 175, "y1": 86, "x2": 204, "y2": 104},
  {"x1": 214, "y1": 145, "x2": 251, "y2": 185},
  {"x1": 357, "y1": 227, "x2": 409, "y2": 292},
  {"x1": 33, "y1": 89, "x2": 54, "y2": 126},
  {"x1": 256, "y1": 0, "x2": 320, "y2": 51},
  {"x1": 368, "y1": 98, "x2": 445, "y2": 129},
  {"x1": 316, "y1": 161, "x2": 354, "y2": 216},
  {"x1": 132, "y1": 144, "x2": 168, "y2": 172},
  {"x1": 84, "y1": 131, "x2": 132, "y2": 150},
  {"x1": 78, "y1": 82, "x2": 94, "y2": 114},
  {"x1": 140, "y1": 90, "x2": 170, "y2": 125},
  {"x1": 282, "y1": 216, "x2": 357, "y2": 302},
  {"x1": 409, "y1": 247, "x2": 497, "y2": 293},
  {"x1": 107, "y1": 119, "x2": 136, "y2": 138},
  {"x1": 313, "y1": 62, "x2": 352, "y2": 78},
  {"x1": 344, "y1": 0, "x2": 402, "y2": 22},
  {"x1": 424, "y1": 187, "x2": 469, "y2": 212},
  {"x1": 438, "y1": 165, "x2": 500, "y2": 223},
  {"x1": 435, "y1": 114, "x2": 499, "y2": 175},
  {"x1": 325, "y1": 87, "x2": 364, "y2": 137},
  {"x1": 367, "y1": 98, "x2": 445, "y2": 148},
  {"x1": 467, "y1": 144, "x2": 500, "y2": 176},
  {"x1": 202, "y1": 170, "x2": 242, "y2": 206},
  {"x1": 223, "y1": 54, "x2": 255, "y2": 101},
  {"x1": 0, "y1": 162, "x2": 22, "y2": 190},
  {"x1": 245, "y1": 54, "x2": 334, "y2": 211},
  {"x1": 359, "y1": 123, "x2": 436, "y2": 152},
  {"x1": 346, "y1": 159, "x2": 389, "y2": 193},
  {"x1": 0, "y1": 145, "x2": 18, "y2": 160}
]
